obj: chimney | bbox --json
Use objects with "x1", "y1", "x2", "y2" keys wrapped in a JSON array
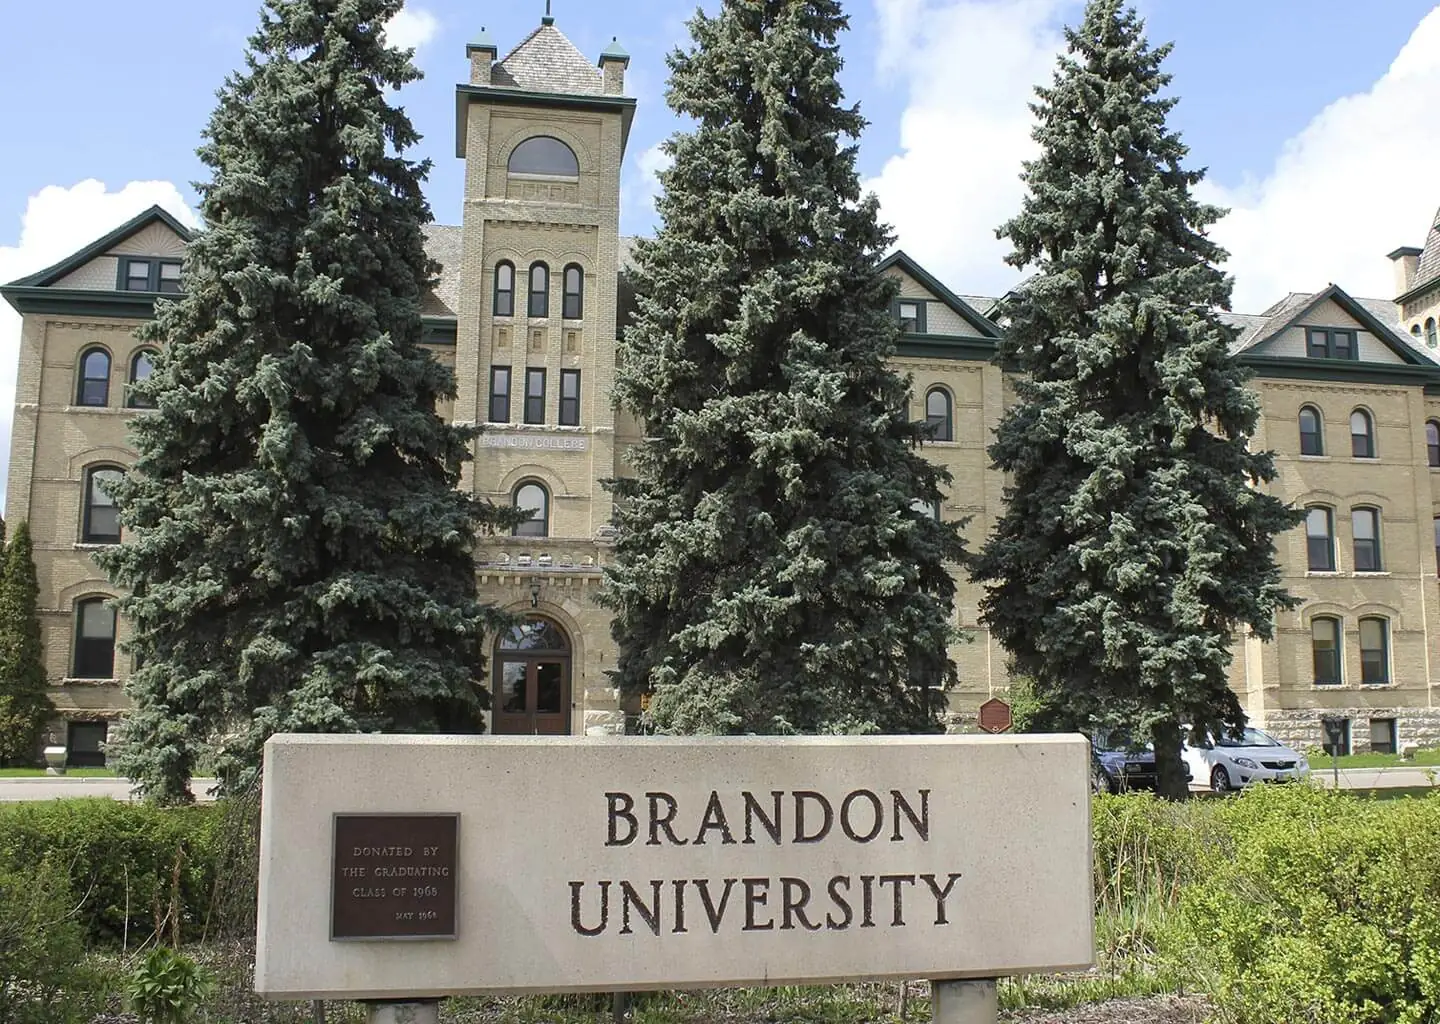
[
  {"x1": 598, "y1": 37, "x2": 630, "y2": 96},
  {"x1": 467, "y1": 28, "x2": 498, "y2": 86},
  {"x1": 1389, "y1": 246, "x2": 1422, "y2": 298}
]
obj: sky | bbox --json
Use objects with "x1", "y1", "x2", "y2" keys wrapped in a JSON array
[{"x1": 1, "y1": 1, "x2": 1439, "y2": 505}]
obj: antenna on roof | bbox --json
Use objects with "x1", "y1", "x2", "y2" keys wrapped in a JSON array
[{"x1": 542, "y1": 1, "x2": 554, "y2": 25}]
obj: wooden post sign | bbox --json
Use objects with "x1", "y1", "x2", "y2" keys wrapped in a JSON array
[{"x1": 255, "y1": 735, "x2": 1094, "y2": 1001}]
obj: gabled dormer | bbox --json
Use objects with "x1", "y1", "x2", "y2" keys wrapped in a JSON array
[
  {"x1": 1232, "y1": 284, "x2": 1436, "y2": 384},
  {"x1": 1, "y1": 205, "x2": 194, "y2": 318},
  {"x1": 877, "y1": 251, "x2": 1002, "y2": 361}
]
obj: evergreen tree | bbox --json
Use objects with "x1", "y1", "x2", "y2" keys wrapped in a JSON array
[
  {"x1": 602, "y1": 0, "x2": 965, "y2": 736},
  {"x1": 0, "y1": 523, "x2": 53, "y2": 766},
  {"x1": 97, "y1": 0, "x2": 519, "y2": 803},
  {"x1": 971, "y1": 0, "x2": 1300, "y2": 799}
]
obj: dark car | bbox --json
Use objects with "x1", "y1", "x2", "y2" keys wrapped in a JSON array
[{"x1": 1091, "y1": 731, "x2": 1192, "y2": 794}]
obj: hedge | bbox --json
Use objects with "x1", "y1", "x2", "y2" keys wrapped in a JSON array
[{"x1": 0, "y1": 798, "x2": 222, "y2": 946}]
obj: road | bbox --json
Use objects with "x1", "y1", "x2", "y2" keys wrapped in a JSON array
[
  {"x1": 2, "y1": 767, "x2": 1434, "y2": 802},
  {"x1": 0, "y1": 777, "x2": 219, "y2": 802}
]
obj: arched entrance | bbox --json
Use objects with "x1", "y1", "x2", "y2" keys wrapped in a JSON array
[{"x1": 493, "y1": 616, "x2": 573, "y2": 735}]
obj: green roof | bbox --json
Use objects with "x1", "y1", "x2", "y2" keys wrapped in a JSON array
[{"x1": 6, "y1": 205, "x2": 194, "y2": 290}]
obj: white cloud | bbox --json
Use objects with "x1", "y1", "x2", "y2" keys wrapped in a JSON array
[
  {"x1": 623, "y1": 141, "x2": 673, "y2": 227},
  {"x1": 1203, "y1": 6, "x2": 1440, "y2": 311},
  {"x1": 865, "y1": 0, "x2": 1077, "y2": 297},
  {"x1": 0, "y1": 180, "x2": 199, "y2": 512},
  {"x1": 385, "y1": 6, "x2": 440, "y2": 52}
]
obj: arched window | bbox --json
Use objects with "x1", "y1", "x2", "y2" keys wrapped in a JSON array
[
  {"x1": 925, "y1": 388, "x2": 953, "y2": 441},
  {"x1": 1359, "y1": 617, "x2": 1389, "y2": 685},
  {"x1": 494, "y1": 261, "x2": 515, "y2": 317},
  {"x1": 1311, "y1": 617, "x2": 1341, "y2": 686},
  {"x1": 1350, "y1": 409, "x2": 1375, "y2": 459},
  {"x1": 1298, "y1": 405, "x2": 1323, "y2": 456},
  {"x1": 1428, "y1": 421, "x2": 1440, "y2": 468},
  {"x1": 77, "y1": 348, "x2": 110, "y2": 407},
  {"x1": 73, "y1": 597, "x2": 116, "y2": 679},
  {"x1": 512, "y1": 480, "x2": 550, "y2": 537},
  {"x1": 1352, "y1": 507, "x2": 1382, "y2": 572},
  {"x1": 1427, "y1": 318, "x2": 1438, "y2": 349},
  {"x1": 82, "y1": 466, "x2": 124, "y2": 544},
  {"x1": 507, "y1": 136, "x2": 580, "y2": 177},
  {"x1": 127, "y1": 350, "x2": 157, "y2": 409},
  {"x1": 1305, "y1": 506, "x2": 1335, "y2": 572},
  {"x1": 528, "y1": 262, "x2": 549, "y2": 318},
  {"x1": 1414, "y1": 325, "x2": 1424, "y2": 338},
  {"x1": 562, "y1": 264, "x2": 584, "y2": 320}
]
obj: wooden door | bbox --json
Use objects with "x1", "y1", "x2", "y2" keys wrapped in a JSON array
[{"x1": 493, "y1": 618, "x2": 572, "y2": 735}]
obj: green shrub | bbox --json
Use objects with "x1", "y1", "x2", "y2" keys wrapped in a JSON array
[
  {"x1": 0, "y1": 799, "x2": 220, "y2": 946},
  {"x1": 127, "y1": 947, "x2": 211, "y2": 1024},
  {"x1": 0, "y1": 854, "x2": 114, "y2": 1024},
  {"x1": 1181, "y1": 785, "x2": 1440, "y2": 1024}
]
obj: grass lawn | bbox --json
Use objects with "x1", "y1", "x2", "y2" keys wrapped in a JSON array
[
  {"x1": 0, "y1": 767, "x2": 115, "y2": 778},
  {"x1": 1314, "y1": 748, "x2": 1440, "y2": 769}
]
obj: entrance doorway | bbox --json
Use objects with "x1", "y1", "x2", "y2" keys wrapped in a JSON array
[{"x1": 493, "y1": 617, "x2": 572, "y2": 735}]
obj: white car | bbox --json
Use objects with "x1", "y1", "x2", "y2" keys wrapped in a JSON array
[{"x1": 1182, "y1": 726, "x2": 1310, "y2": 793}]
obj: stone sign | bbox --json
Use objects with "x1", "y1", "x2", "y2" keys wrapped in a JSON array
[
  {"x1": 331, "y1": 814, "x2": 458, "y2": 940},
  {"x1": 480, "y1": 432, "x2": 588, "y2": 451},
  {"x1": 256, "y1": 735, "x2": 1093, "y2": 1000}
]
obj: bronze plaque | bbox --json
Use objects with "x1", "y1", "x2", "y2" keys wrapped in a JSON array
[{"x1": 331, "y1": 813, "x2": 459, "y2": 941}]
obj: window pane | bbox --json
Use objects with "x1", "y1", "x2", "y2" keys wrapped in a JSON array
[
  {"x1": 535, "y1": 663, "x2": 563, "y2": 714},
  {"x1": 1434, "y1": 515, "x2": 1440, "y2": 576},
  {"x1": 513, "y1": 483, "x2": 548, "y2": 537},
  {"x1": 1306, "y1": 508, "x2": 1333, "y2": 571},
  {"x1": 500, "y1": 619, "x2": 570, "y2": 651},
  {"x1": 1350, "y1": 411, "x2": 1373, "y2": 457},
  {"x1": 78, "y1": 350, "x2": 110, "y2": 406},
  {"x1": 1335, "y1": 332, "x2": 1354, "y2": 359},
  {"x1": 1369, "y1": 719, "x2": 1396, "y2": 755},
  {"x1": 495, "y1": 264, "x2": 514, "y2": 316},
  {"x1": 131, "y1": 352, "x2": 154, "y2": 381},
  {"x1": 125, "y1": 261, "x2": 151, "y2": 289},
  {"x1": 563, "y1": 266, "x2": 583, "y2": 321},
  {"x1": 1311, "y1": 619, "x2": 1339, "y2": 685},
  {"x1": 559, "y1": 370, "x2": 580, "y2": 427},
  {"x1": 1299, "y1": 408, "x2": 1322, "y2": 455},
  {"x1": 1353, "y1": 509, "x2": 1380, "y2": 571},
  {"x1": 157, "y1": 262, "x2": 182, "y2": 293},
  {"x1": 1307, "y1": 330, "x2": 1328, "y2": 358},
  {"x1": 1360, "y1": 619, "x2": 1387, "y2": 684},
  {"x1": 500, "y1": 662, "x2": 526, "y2": 713},
  {"x1": 508, "y1": 136, "x2": 580, "y2": 176},
  {"x1": 1429, "y1": 423, "x2": 1440, "y2": 467},
  {"x1": 497, "y1": 264, "x2": 513, "y2": 291},
  {"x1": 528, "y1": 264, "x2": 549, "y2": 317}
]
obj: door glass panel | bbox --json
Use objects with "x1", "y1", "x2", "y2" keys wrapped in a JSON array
[
  {"x1": 500, "y1": 662, "x2": 527, "y2": 713},
  {"x1": 499, "y1": 619, "x2": 569, "y2": 651},
  {"x1": 535, "y1": 663, "x2": 563, "y2": 714}
]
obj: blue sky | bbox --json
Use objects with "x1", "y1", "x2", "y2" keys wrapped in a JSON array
[
  {"x1": 2, "y1": 1, "x2": 1438, "y2": 301},
  {"x1": 2, "y1": 1, "x2": 1439, "y2": 493}
]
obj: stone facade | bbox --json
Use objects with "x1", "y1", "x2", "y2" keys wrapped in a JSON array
[{"x1": 5, "y1": 17, "x2": 1440, "y2": 762}]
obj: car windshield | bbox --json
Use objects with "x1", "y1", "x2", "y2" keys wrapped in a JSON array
[{"x1": 1214, "y1": 727, "x2": 1279, "y2": 748}]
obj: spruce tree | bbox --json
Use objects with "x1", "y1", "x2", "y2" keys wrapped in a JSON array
[
  {"x1": 97, "y1": 0, "x2": 518, "y2": 803},
  {"x1": 971, "y1": 0, "x2": 1299, "y2": 799},
  {"x1": 602, "y1": 0, "x2": 965, "y2": 736},
  {"x1": 0, "y1": 523, "x2": 53, "y2": 766}
]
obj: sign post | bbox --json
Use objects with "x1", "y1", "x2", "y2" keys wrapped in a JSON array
[
  {"x1": 257, "y1": 735, "x2": 1093, "y2": 1022},
  {"x1": 1323, "y1": 718, "x2": 1345, "y2": 789}
]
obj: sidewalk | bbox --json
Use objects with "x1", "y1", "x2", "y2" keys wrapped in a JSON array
[{"x1": 0, "y1": 776, "x2": 220, "y2": 802}]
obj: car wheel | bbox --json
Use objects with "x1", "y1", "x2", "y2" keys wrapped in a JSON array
[{"x1": 1211, "y1": 765, "x2": 1233, "y2": 794}]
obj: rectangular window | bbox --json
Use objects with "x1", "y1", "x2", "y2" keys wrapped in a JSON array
[
  {"x1": 1322, "y1": 718, "x2": 1351, "y2": 757},
  {"x1": 1306, "y1": 327, "x2": 1359, "y2": 360},
  {"x1": 119, "y1": 257, "x2": 181, "y2": 293},
  {"x1": 1352, "y1": 508, "x2": 1381, "y2": 572},
  {"x1": 1306, "y1": 507, "x2": 1334, "y2": 572},
  {"x1": 898, "y1": 301, "x2": 921, "y2": 334},
  {"x1": 1360, "y1": 619, "x2": 1389, "y2": 685},
  {"x1": 488, "y1": 367, "x2": 511, "y2": 423},
  {"x1": 65, "y1": 721, "x2": 109, "y2": 768},
  {"x1": 1311, "y1": 619, "x2": 1340, "y2": 686},
  {"x1": 559, "y1": 369, "x2": 580, "y2": 427},
  {"x1": 524, "y1": 368, "x2": 546, "y2": 425},
  {"x1": 1369, "y1": 718, "x2": 1397, "y2": 756},
  {"x1": 124, "y1": 259, "x2": 152, "y2": 291},
  {"x1": 73, "y1": 602, "x2": 116, "y2": 679}
]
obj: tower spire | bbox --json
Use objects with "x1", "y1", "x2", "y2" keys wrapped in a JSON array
[{"x1": 542, "y1": 1, "x2": 554, "y2": 26}]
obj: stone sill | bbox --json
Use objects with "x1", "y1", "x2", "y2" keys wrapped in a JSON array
[
  {"x1": 73, "y1": 543, "x2": 119, "y2": 552},
  {"x1": 56, "y1": 678, "x2": 120, "y2": 687},
  {"x1": 1298, "y1": 455, "x2": 1331, "y2": 462}
]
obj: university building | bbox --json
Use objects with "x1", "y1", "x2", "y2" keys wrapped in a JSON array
[{"x1": 5, "y1": 15, "x2": 1440, "y2": 765}]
